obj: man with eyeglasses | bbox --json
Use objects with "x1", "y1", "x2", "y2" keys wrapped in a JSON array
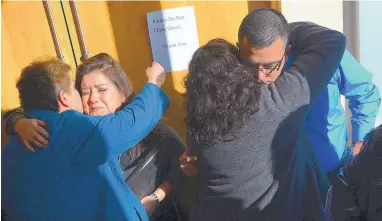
[
  {"x1": 180, "y1": 7, "x2": 379, "y2": 221},
  {"x1": 237, "y1": 8, "x2": 380, "y2": 183},
  {"x1": 236, "y1": 42, "x2": 286, "y2": 84},
  {"x1": 181, "y1": 6, "x2": 346, "y2": 220}
]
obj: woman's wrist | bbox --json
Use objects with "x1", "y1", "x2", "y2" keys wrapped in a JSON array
[
  {"x1": 152, "y1": 181, "x2": 171, "y2": 202},
  {"x1": 150, "y1": 192, "x2": 160, "y2": 205},
  {"x1": 152, "y1": 188, "x2": 165, "y2": 202}
]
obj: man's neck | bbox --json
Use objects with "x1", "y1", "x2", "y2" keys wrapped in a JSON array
[{"x1": 58, "y1": 105, "x2": 70, "y2": 113}]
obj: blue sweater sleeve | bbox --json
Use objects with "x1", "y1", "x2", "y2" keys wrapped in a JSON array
[
  {"x1": 338, "y1": 50, "x2": 381, "y2": 142},
  {"x1": 72, "y1": 83, "x2": 170, "y2": 168}
]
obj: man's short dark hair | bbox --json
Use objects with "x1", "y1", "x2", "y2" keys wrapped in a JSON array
[
  {"x1": 238, "y1": 8, "x2": 289, "y2": 48},
  {"x1": 16, "y1": 58, "x2": 72, "y2": 112}
]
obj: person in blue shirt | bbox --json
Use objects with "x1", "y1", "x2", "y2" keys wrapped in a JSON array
[
  {"x1": 233, "y1": 9, "x2": 381, "y2": 187},
  {"x1": 179, "y1": 9, "x2": 381, "y2": 213},
  {"x1": 3, "y1": 53, "x2": 185, "y2": 219},
  {"x1": 285, "y1": 49, "x2": 381, "y2": 177},
  {"x1": 1, "y1": 58, "x2": 169, "y2": 221}
]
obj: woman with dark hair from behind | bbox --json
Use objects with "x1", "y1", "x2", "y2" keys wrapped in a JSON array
[
  {"x1": 329, "y1": 124, "x2": 382, "y2": 221},
  {"x1": 185, "y1": 38, "x2": 259, "y2": 146},
  {"x1": 184, "y1": 21, "x2": 345, "y2": 221},
  {"x1": 185, "y1": 39, "x2": 262, "y2": 221}
]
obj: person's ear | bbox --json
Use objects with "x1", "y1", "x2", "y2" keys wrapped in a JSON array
[
  {"x1": 119, "y1": 90, "x2": 126, "y2": 104},
  {"x1": 121, "y1": 95, "x2": 126, "y2": 105},
  {"x1": 57, "y1": 90, "x2": 69, "y2": 107}
]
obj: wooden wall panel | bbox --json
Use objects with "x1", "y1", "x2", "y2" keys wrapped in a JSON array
[
  {"x1": 1, "y1": 1, "x2": 75, "y2": 146},
  {"x1": 74, "y1": 1, "x2": 271, "y2": 138},
  {"x1": 1, "y1": 1, "x2": 275, "y2": 142}
]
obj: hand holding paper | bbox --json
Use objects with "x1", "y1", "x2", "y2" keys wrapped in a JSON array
[{"x1": 146, "y1": 62, "x2": 166, "y2": 87}]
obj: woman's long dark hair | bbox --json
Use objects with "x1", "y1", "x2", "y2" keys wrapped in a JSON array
[{"x1": 185, "y1": 38, "x2": 260, "y2": 145}]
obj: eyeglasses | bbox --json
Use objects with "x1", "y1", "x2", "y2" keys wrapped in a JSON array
[{"x1": 236, "y1": 42, "x2": 286, "y2": 76}]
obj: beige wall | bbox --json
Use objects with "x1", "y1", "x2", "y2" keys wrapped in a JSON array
[{"x1": 281, "y1": 0, "x2": 343, "y2": 32}]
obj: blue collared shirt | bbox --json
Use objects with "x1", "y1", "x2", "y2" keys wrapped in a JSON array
[
  {"x1": 2, "y1": 83, "x2": 170, "y2": 221},
  {"x1": 286, "y1": 50, "x2": 380, "y2": 174}
]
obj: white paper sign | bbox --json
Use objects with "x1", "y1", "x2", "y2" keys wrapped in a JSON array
[{"x1": 147, "y1": 6, "x2": 199, "y2": 72}]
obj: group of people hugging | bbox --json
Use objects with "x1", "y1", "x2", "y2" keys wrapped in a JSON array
[{"x1": 2, "y1": 8, "x2": 382, "y2": 221}]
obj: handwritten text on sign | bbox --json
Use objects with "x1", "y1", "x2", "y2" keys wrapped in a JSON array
[{"x1": 147, "y1": 6, "x2": 199, "y2": 72}]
